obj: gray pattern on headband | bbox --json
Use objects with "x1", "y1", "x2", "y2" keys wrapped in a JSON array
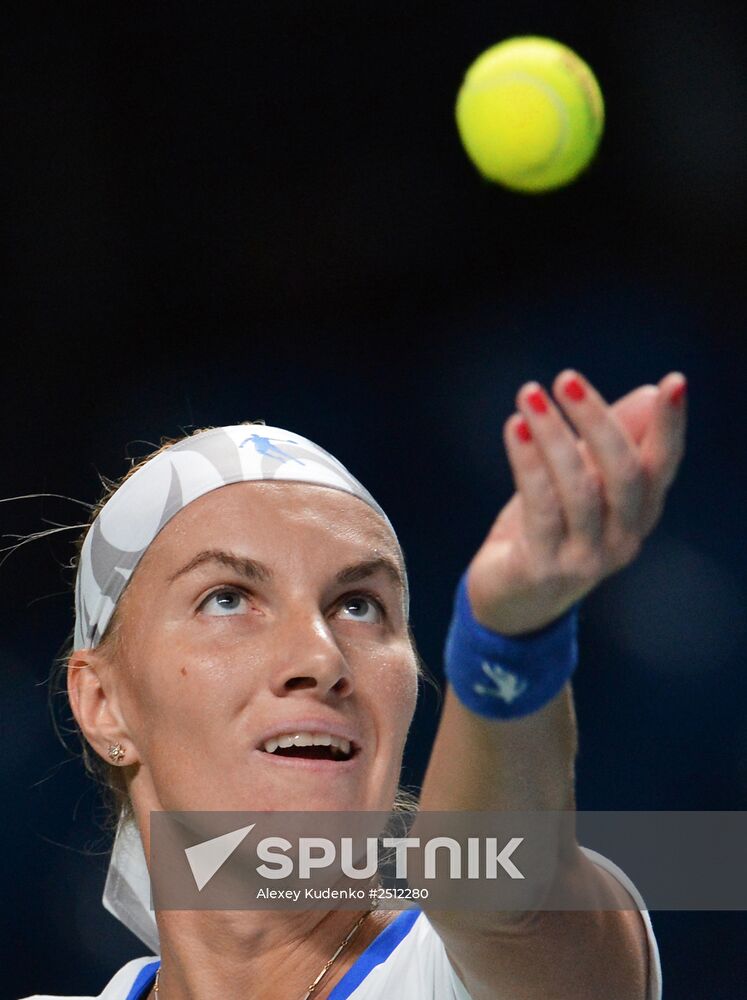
[
  {"x1": 83, "y1": 462, "x2": 185, "y2": 645},
  {"x1": 170, "y1": 426, "x2": 245, "y2": 480}
]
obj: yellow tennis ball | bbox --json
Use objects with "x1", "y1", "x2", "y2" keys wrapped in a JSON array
[{"x1": 455, "y1": 36, "x2": 605, "y2": 193}]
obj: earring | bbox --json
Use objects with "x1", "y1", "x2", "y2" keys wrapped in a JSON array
[{"x1": 107, "y1": 743, "x2": 126, "y2": 764}]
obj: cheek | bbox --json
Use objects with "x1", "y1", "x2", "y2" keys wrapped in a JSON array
[
  {"x1": 392, "y1": 663, "x2": 419, "y2": 725},
  {"x1": 363, "y1": 645, "x2": 419, "y2": 744},
  {"x1": 119, "y1": 621, "x2": 264, "y2": 743}
]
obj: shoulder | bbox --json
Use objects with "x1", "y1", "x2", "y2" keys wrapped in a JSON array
[
  {"x1": 580, "y1": 848, "x2": 662, "y2": 1000},
  {"x1": 18, "y1": 957, "x2": 159, "y2": 1000},
  {"x1": 421, "y1": 850, "x2": 661, "y2": 1000}
]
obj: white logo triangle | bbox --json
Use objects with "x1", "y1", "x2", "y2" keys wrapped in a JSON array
[{"x1": 184, "y1": 823, "x2": 256, "y2": 891}]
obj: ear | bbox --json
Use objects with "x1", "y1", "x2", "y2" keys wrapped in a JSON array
[{"x1": 67, "y1": 647, "x2": 140, "y2": 766}]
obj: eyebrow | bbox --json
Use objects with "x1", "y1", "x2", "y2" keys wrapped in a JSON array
[
  {"x1": 168, "y1": 549, "x2": 405, "y2": 592},
  {"x1": 334, "y1": 556, "x2": 404, "y2": 592},
  {"x1": 168, "y1": 550, "x2": 272, "y2": 584}
]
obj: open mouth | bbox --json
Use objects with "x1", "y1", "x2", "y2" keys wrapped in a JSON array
[{"x1": 260, "y1": 732, "x2": 356, "y2": 763}]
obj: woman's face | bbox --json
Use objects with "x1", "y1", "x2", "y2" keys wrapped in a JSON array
[{"x1": 101, "y1": 481, "x2": 418, "y2": 815}]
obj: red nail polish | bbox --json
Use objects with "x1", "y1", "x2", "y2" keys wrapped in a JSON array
[
  {"x1": 527, "y1": 389, "x2": 548, "y2": 414},
  {"x1": 670, "y1": 381, "x2": 687, "y2": 406},
  {"x1": 516, "y1": 419, "x2": 532, "y2": 443},
  {"x1": 563, "y1": 377, "x2": 586, "y2": 402}
]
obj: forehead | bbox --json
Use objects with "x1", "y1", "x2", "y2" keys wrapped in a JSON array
[{"x1": 140, "y1": 480, "x2": 402, "y2": 570}]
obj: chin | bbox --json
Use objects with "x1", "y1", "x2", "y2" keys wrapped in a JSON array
[{"x1": 258, "y1": 791, "x2": 368, "y2": 812}]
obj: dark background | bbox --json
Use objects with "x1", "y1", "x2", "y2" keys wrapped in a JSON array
[{"x1": 2, "y1": 2, "x2": 745, "y2": 997}]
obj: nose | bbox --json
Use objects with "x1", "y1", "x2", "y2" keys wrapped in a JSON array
[{"x1": 270, "y1": 612, "x2": 354, "y2": 699}]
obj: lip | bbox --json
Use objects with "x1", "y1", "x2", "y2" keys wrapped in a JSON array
[{"x1": 253, "y1": 718, "x2": 362, "y2": 758}]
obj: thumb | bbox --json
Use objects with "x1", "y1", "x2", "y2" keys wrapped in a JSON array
[
  {"x1": 576, "y1": 384, "x2": 659, "y2": 479},
  {"x1": 609, "y1": 384, "x2": 660, "y2": 446}
]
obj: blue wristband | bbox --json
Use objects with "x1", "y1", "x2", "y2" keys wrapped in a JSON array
[{"x1": 444, "y1": 572, "x2": 580, "y2": 719}]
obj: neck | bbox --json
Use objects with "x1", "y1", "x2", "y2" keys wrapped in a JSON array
[{"x1": 153, "y1": 906, "x2": 390, "y2": 1000}]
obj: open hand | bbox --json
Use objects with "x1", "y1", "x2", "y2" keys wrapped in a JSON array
[{"x1": 467, "y1": 370, "x2": 687, "y2": 635}]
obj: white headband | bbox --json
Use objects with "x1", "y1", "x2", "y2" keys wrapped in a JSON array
[
  {"x1": 74, "y1": 424, "x2": 403, "y2": 951},
  {"x1": 75, "y1": 424, "x2": 400, "y2": 650}
]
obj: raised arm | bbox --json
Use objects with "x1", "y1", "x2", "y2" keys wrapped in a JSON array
[{"x1": 419, "y1": 369, "x2": 687, "y2": 1000}]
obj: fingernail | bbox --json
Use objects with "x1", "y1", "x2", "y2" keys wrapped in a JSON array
[
  {"x1": 670, "y1": 380, "x2": 687, "y2": 406},
  {"x1": 515, "y1": 419, "x2": 533, "y2": 443},
  {"x1": 563, "y1": 376, "x2": 586, "y2": 402},
  {"x1": 526, "y1": 388, "x2": 548, "y2": 414}
]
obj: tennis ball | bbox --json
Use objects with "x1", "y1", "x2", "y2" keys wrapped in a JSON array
[{"x1": 455, "y1": 36, "x2": 604, "y2": 193}]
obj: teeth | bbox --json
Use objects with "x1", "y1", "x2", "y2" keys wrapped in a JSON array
[{"x1": 262, "y1": 732, "x2": 354, "y2": 755}]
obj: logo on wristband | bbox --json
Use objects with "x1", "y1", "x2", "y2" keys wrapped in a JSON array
[{"x1": 473, "y1": 661, "x2": 529, "y2": 704}]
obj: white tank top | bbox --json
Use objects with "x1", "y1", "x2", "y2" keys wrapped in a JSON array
[{"x1": 21, "y1": 851, "x2": 662, "y2": 1000}]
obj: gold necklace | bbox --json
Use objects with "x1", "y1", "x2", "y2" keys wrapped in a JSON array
[
  {"x1": 299, "y1": 907, "x2": 375, "y2": 999},
  {"x1": 151, "y1": 907, "x2": 376, "y2": 1000}
]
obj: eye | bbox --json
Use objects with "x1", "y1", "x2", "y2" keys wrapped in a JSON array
[
  {"x1": 200, "y1": 588, "x2": 249, "y2": 617},
  {"x1": 336, "y1": 594, "x2": 383, "y2": 624}
]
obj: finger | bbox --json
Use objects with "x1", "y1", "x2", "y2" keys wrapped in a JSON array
[
  {"x1": 550, "y1": 370, "x2": 645, "y2": 532},
  {"x1": 577, "y1": 385, "x2": 659, "y2": 475},
  {"x1": 640, "y1": 372, "x2": 687, "y2": 529},
  {"x1": 515, "y1": 381, "x2": 604, "y2": 542},
  {"x1": 502, "y1": 413, "x2": 565, "y2": 550},
  {"x1": 609, "y1": 384, "x2": 660, "y2": 445}
]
